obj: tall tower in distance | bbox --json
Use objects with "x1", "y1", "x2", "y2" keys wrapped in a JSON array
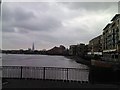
[
  {"x1": 32, "y1": 42, "x2": 35, "y2": 51},
  {"x1": 118, "y1": 1, "x2": 120, "y2": 14}
]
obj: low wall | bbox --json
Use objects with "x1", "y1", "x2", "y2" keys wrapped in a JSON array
[{"x1": 89, "y1": 66, "x2": 120, "y2": 84}]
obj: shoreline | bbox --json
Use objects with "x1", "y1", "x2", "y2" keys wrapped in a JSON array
[{"x1": 65, "y1": 56, "x2": 91, "y2": 67}]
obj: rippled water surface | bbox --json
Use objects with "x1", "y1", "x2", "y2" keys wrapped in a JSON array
[{"x1": 2, "y1": 54, "x2": 88, "y2": 68}]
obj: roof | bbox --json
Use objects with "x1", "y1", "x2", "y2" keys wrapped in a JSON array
[
  {"x1": 111, "y1": 14, "x2": 120, "y2": 21},
  {"x1": 103, "y1": 23, "x2": 111, "y2": 30},
  {"x1": 89, "y1": 35, "x2": 102, "y2": 43}
]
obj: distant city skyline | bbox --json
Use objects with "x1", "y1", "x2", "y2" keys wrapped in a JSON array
[{"x1": 2, "y1": 2, "x2": 118, "y2": 50}]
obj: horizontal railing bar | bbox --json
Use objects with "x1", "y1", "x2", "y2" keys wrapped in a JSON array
[{"x1": 2, "y1": 66, "x2": 89, "y2": 70}]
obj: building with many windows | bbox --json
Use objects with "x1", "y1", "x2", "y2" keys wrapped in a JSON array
[
  {"x1": 69, "y1": 43, "x2": 86, "y2": 56},
  {"x1": 88, "y1": 35, "x2": 103, "y2": 55},
  {"x1": 102, "y1": 14, "x2": 120, "y2": 61}
]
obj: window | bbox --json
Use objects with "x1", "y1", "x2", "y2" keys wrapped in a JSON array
[
  {"x1": 112, "y1": 55, "x2": 114, "y2": 58},
  {"x1": 115, "y1": 55, "x2": 118, "y2": 59},
  {"x1": 112, "y1": 23, "x2": 115, "y2": 27},
  {"x1": 116, "y1": 28, "x2": 119, "y2": 32}
]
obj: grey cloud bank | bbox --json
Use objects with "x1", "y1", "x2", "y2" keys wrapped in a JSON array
[{"x1": 2, "y1": 2, "x2": 118, "y2": 50}]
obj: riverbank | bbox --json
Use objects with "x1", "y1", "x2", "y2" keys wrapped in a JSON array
[
  {"x1": 65, "y1": 56, "x2": 91, "y2": 67},
  {"x1": 65, "y1": 56, "x2": 120, "y2": 84}
]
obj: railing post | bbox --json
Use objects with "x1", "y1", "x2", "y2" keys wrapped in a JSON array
[
  {"x1": 20, "y1": 66, "x2": 23, "y2": 79},
  {"x1": 67, "y1": 68, "x2": 68, "y2": 81},
  {"x1": 43, "y1": 67, "x2": 46, "y2": 80}
]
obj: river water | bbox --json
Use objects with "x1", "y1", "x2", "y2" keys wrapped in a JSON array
[
  {"x1": 2, "y1": 54, "x2": 88, "y2": 68},
  {"x1": 2, "y1": 54, "x2": 89, "y2": 81}
]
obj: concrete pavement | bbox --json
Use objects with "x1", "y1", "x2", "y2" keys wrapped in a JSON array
[{"x1": 2, "y1": 78, "x2": 120, "y2": 89}]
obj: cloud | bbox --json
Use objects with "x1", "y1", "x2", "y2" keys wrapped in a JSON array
[
  {"x1": 2, "y1": 2, "x2": 118, "y2": 50},
  {"x1": 2, "y1": 2, "x2": 62, "y2": 33},
  {"x1": 60, "y1": 2, "x2": 117, "y2": 11}
]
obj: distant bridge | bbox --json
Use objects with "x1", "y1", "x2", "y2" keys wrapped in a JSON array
[{"x1": 1, "y1": 66, "x2": 89, "y2": 82}]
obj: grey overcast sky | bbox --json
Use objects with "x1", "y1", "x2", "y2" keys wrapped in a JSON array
[{"x1": 2, "y1": 2, "x2": 118, "y2": 50}]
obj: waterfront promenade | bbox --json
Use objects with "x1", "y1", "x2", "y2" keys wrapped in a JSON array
[
  {"x1": 2, "y1": 78, "x2": 120, "y2": 89},
  {"x1": 2, "y1": 66, "x2": 120, "y2": 89},
  {"x1": 2, "y1": 55, "x2": 120, "y2": 89}
]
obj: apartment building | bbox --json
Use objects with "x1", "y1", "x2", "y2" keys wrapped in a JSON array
[
  {"x1": 102, "y1": 14, "x2": 120, "y2": 61},
  {"x1": 69, "y1": 45, "x2": 77, "y2": 56},
  {"x1": 69, "y1": 43, "x2": 86, "y2": 56},
  {"x1": 88, "y1": 35, "x2": 103, "y2": 55}
]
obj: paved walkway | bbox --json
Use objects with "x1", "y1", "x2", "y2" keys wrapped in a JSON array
[{"x1": 2, "y1": 79, "x2": 120, "y2": 89}]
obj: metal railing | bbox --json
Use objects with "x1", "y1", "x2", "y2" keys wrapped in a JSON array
[{"x1": 1, "y1": 66, "x2": 89, "y2": 82}]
